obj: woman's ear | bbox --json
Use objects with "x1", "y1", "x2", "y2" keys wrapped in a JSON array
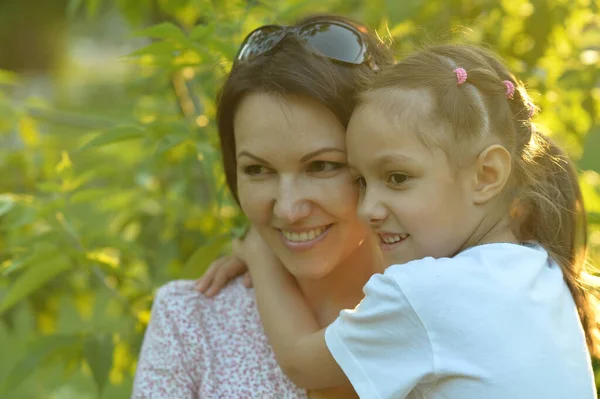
[{"x1": 472, "y1": 144, "x2": 512, "y2": 205}]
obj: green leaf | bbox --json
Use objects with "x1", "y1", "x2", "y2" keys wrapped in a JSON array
[
  {"x1": 0, "y1": 194, "x2": 15, "y2": 217},
  {"x1": 79, "y1": 125, "x2": 145, "y2": 151},
  {"x1": 2, "y1": 242, "x2": 60, "y2": 277},
  {"x1": 86, "y1": 0, "x2": 101, "y2": 19},
  {"x1": 115, "y1": 0, "x2": 151, "y2": 25},
  {"x1": 37, "y1": 181, "x2": 62, "y2": 193},
  {"x1": 180, "y1": 236, "x2": 230, "y2": 279},
  {"x1": 579, "y1": 127, "x2": 600, "y2": 174},
  {"x1": 154, "y1": 133, "x2": 190, "y2": 155},
  {"x1": 134, "y1": 22, "x2": 189, "y2": 44},
  {"x1": 0, "y1": 204, "x2": 36, "y2": 230},
  {"x1": 207, "y1": 37, "x2": 238, "y2": 59},
  {"x1": 66, "y1": 0, "x2": 84, "y2": 18},
  {"x1": 385, "y1": 0, "x2": 423, "y2": 24},
  {"x1": 0, "y1": 334, "x2": 78, "y2": 395},
  {"x1": 69, "y1": 188, "x2": 113, "y2": 205},
  {"x1": 190, "y1": 23, "x2": 216, "y2": 42},
  {"x1": 0, "y1": 256, "x2": 72, "y2": 316},
  {"x1": 83, "y1": 333, "x2": 114, "y2": 394},
  {"x1": 0, "y1": 69, "x2": 19, "y2": 85},
  {"x1": 1, "y1": 256, "x2": 27, "y2": 277},
  {"x1": 129, "y1": 40, "x2": 181, "y2": 59}
]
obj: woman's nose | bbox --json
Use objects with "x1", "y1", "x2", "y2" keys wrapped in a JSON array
[{"x1": 273, "y1": 180, "x2": 311, "y2": 224}]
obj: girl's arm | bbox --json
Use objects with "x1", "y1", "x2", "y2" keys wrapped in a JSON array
[{"x1": 240, "y1": 228, "x2": 349, "y2": 390}]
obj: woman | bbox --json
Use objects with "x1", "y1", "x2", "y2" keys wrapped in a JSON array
[{"x1": 132, "y1": 14, "x2": 394, "y2": 398}]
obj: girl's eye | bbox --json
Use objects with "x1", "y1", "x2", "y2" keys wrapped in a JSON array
[
  {"x1": 387, "y1": 173, "x2": 409, "y2": 186},
  {"x1": 243, "y1": 165, "x2": 271, "y2": 176},
  {"x1": 307, "y1": 161, "x2": 344, "y2": 173}
]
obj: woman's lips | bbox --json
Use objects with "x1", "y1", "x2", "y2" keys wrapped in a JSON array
[{"x1": 278, "y1": 224, "x2": 333, "y2": 251}]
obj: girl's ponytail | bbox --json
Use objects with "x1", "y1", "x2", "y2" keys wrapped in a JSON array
[{"x1": 515, "y1": 129, "x2": 599, "y2": 356}]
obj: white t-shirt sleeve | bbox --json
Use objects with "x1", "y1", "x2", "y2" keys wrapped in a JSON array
[{"x1": 324, "y1": 272, "x2": 435, "y2": 399}]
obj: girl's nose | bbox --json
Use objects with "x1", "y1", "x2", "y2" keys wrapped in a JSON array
[{"x1": 357, "y1": 190, "x2": 387, "y2": 227}]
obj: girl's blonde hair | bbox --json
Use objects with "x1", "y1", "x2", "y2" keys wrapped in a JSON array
[{"x1": 362, "y1": 44, "x2": 599, "y2": 357}]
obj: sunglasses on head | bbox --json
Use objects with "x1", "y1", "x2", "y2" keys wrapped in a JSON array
[{"x1": 235, "y1": 20, "x2": 379, "y2": 70}]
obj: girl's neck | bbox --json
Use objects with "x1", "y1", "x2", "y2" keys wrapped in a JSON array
[
  {"x1": 464, "y1": 213, "x2": 519, "y2": 252},
  {"x1": 295, "y1": 234, "x2": 383, "y2": 326}
]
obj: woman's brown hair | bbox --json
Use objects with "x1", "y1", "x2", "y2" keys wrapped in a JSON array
[
  {"x1": 362, "y1": 44, "x2": 599, "y2": 356},
  {"x1": 216, "y1": 14, "x2": 395, "y2": 204}
]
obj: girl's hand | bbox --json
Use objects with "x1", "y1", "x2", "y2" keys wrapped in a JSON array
[
  {"x1": 234, "y1": 226, "x2": 279, "y2": 270},
  {"x1": 195, "y1": 225, "x2": 277, "y2": 296},
  {"x1": 195, "y1": 253, "x2": 251, "y2": 297}
]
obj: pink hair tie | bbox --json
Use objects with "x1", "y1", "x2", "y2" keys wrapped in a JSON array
[
  {"x1": 503, "y1": 80, "x2": 515, "y2": 99},
  {"x1": 453, "y1": 68, "x2": 467, "y2": 85},
  {"x1": 528, "y1": 103, "x2": 536, "y2": 118}
]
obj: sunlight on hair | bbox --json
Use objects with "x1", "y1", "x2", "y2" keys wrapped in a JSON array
[{"x1": 523, "y1": 127, "x2": 544, "y2": 162}]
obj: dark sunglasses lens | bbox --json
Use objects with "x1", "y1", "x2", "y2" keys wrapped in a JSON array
[
  {"x1": 237, "y1": 26, "x2": 286, "y2": 61},
  {"x1": 300, "y1": 23, "x2": 364, "y2": 64}
]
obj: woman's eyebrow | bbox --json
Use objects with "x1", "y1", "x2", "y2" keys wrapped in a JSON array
[
  {"x1": 300, "y1": 148, "x2": 345, "y2": 162},
  {"x1": 237, "y1": 148, "x2": 345, "y2": 164},
  {"x1": 237, "y1": 151, "x2": 271, "y2": 165}
]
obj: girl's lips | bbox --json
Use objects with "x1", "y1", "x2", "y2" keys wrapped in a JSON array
[
  {"x1": 278, "y1": 224, "x2": 333, "y2": 252},
  {"x1": 378, "y1": 233, "x2": 409, "y2": 252}
]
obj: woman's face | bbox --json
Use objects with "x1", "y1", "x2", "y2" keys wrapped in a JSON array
[{"x1": 234, "y1": 92, "x2": 370, "y2": 280}]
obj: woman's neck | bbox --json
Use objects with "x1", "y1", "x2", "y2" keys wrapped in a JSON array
[{"x1": 295, "y1": 234, "x2": 383, "y2": 327}]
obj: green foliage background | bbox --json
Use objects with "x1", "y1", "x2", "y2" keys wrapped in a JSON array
[{"x1": 0, "y1": 0, "x2": 598, "y2": 397}]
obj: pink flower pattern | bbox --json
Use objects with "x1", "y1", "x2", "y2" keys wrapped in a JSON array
[{"x1": 132, "y1": 279, "x2": 307, "y2": 399}]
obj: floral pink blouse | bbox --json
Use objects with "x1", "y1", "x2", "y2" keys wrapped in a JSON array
[{"x1": 132, "y1": 278, "x2": 307, "y2": 398}]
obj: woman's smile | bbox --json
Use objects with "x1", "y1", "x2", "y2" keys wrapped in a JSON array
[{"x1": 278, "y1": 224, "x2": 334, "y2": 251}]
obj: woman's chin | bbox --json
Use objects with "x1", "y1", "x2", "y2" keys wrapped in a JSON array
[{"x1": 282, "y1": 260, "x2": 337, "y2": 282}]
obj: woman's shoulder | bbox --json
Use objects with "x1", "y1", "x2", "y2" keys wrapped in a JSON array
[
  {"x1": 137, "y1": 278, "x2": 306, "y2": 397},
  {"x1": 151, "y1": 277, "x2": 263, "y2": 336},
  {"x1": 155, "y1": 277, "x2": 257, "y2": 313}
]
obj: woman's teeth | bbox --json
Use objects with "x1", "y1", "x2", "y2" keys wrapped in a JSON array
[
  {"x1": 282, "y1": 227, "x2": 326, "y2": 242},
  {"x1": 382, "y1": 233, "x2": 408, "y2": 244}
]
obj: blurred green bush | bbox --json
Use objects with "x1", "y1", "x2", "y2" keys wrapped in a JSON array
[{"x1": 0, "y1": 0, "x2": 598, "y2": 397}]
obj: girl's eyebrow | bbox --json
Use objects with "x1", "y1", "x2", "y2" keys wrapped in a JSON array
[
  {"x1": 347, "y1": 154, "x2": 419, "y2": 173},
  {"x1": 378, "y1": 153, "x2": 419, "y2": 168}
]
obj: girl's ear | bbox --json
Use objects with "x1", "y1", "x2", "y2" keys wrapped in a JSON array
[{"x1": 472, "y1": 144, "x2": 512, "y2": 204}]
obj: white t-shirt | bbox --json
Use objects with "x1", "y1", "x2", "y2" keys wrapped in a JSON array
[{"x1": 325, "y1": 243, "x2": 596, "y2": 399}]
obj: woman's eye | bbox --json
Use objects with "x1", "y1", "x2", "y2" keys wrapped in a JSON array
[
  {"x1": 387, "y1": 173, "x2": 409, "y2": 186},
  {"x1": 243, "y1": 165, "x2": 270, "y2": 176},
  {"x1": 307, "y1": 161, "x2": 344, "y2": 173}
]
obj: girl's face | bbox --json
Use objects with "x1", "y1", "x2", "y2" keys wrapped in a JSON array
[
  {"x1": 234, "y1": 92, "x2": 371, "y2": 280},
  {"x1": 346, "y1": 88, "x2": 481, "y2": 266}
]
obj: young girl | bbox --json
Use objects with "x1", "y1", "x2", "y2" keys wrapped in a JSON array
[{"x1": 207, "y1": 44, "x2": 599, "y2": 398}]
